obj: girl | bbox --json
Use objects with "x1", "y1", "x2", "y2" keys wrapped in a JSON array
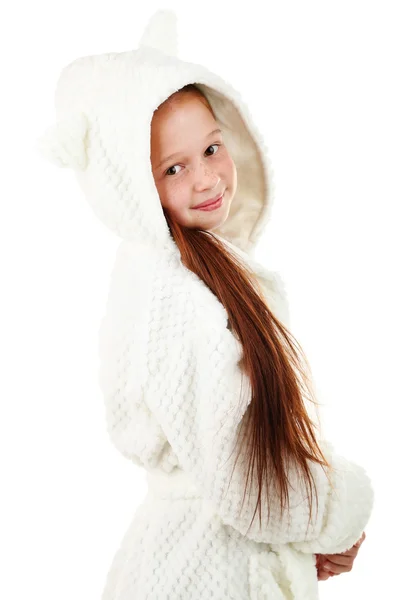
[{"x1": 37, "y1": 9, "x2": 374, "y2": 600}]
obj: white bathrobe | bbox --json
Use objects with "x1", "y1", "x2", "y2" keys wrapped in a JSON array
[{"x1": 37, "y1": 9, "x2": 374, "y2": 600}]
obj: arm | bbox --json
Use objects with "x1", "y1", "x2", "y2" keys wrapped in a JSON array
[
  {"x1": 143, "y1": 308, "x2": 374, "y2": 550},
  {"x1": 101, "y1": 241, "x2": 374, "y2": 551}
]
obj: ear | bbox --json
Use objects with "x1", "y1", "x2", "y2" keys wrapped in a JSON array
[
  {"x1": 138, "y1": 8, "x2": 178, "y2": 57},
  {"x1": 36, "y1": 111, "x2": 89, "y2": 170}
]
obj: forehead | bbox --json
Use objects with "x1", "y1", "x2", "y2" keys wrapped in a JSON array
[
  {"x1": 153, "y1": 94, "x2": 215, "y2": 135},
  {"x1": 151, "y1": 97, "x2": 219, "y2": 164}
]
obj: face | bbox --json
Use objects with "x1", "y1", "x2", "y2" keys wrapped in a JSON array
[{"x1": 150, "y1": 92, "x2": 237, "y2": 230}]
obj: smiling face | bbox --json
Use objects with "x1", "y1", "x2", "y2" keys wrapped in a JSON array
[{"x1": 150, "y1": 90, "x2": 237, "y2": 230}]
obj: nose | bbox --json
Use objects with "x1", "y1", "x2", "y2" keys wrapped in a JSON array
[{"x1": 193, "y1": 160, "x2": 220, "y2": 192}]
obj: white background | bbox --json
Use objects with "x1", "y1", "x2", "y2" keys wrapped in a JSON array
[{"x1": 1, "y1": 1, "x2": 398, "y2": 598}]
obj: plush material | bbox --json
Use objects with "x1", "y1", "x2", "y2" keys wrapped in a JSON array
[{"x1": 37, "y1": 8, "x2": 374, "y2": 600}]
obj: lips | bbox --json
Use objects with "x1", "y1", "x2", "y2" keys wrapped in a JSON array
[{"x1": 193, "y1": 191, "x2": 224, "y2": 209}]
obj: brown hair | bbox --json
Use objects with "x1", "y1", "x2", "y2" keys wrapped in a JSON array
[{"x1": 156, "y1": 84, "x2": 334, "y2": 536}]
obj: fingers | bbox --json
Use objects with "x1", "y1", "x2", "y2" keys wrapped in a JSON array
[
  {"x1": 319, "y1": 557, "x2": 353, "y2": 575},
  {"x1": 317, "y1": 570, "x2": 331, "y2": 581},
  {"x1": 321, "y1": 553, "x2": 355, "y2": 567},
  {"x1": 316, "y1": 531, "x2": 366, "y2": 580},
  {"x1": 355, "y1": 531, "x2": 366, "y2": 547}
]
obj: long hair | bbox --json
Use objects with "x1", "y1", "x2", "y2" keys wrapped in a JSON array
[{"x1": 157, "y1": 84, "x2": 334, "y2": 536}]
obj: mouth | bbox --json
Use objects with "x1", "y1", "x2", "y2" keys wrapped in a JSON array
[{"x1": 193, "y1": 191, "x2": 225, "y2": 210}]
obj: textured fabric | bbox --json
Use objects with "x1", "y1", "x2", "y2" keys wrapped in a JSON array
[
  {"x1": 96, "y1": 239, "x2": 373, "y2": 600},
  {"x1": 37, "y1": 8, "x2": 374, "y2": 599}
]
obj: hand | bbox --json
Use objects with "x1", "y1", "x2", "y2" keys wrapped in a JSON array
[{"x1": 315, "y1": 531, "x2": 366, "y2": 581}]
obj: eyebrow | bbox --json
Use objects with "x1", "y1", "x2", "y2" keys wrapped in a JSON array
[{"x1": 156, "y1": 128, "x2": 222, "y2": 170}]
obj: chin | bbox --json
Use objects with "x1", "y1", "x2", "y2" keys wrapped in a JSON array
[{"x1": 206, "y1": 213, "x2": 228, "y2": 231}]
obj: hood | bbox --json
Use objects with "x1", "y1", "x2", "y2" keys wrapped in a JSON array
[{"x1": 36, "y1": 8, "x2": 277, "y2": 259}]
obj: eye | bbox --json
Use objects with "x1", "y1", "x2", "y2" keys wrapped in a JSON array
[
  {"x1": 164, "y1": 144, "x2": 221, "y2": 177},
  {"x1": 205, "y1": 143, "x2": 220, "y2": 156},
  {"x1": 165, "y1": 164, "x2": 182, "y2": 176}
]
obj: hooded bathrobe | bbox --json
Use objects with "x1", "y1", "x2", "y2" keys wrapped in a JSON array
[{"x1": 36, "y1": 9, "x2": 374, "y2": 600}]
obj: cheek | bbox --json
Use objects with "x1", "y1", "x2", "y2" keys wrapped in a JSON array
[
  {"x1": 159, "y1": 180, "x2": 188, "y2": 212},
  {"x1": 223, "y1": 155, "x2": 237, "y2": 187}
]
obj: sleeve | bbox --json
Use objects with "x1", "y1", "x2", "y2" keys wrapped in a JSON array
[
  {"x1": 97, "y1": 241, "x2": 180, "y2": 473},
  {"x1": 101, "y1": 241, "x2": 374, "y2": 554},
  {"x1": 288, "y1": 442, "x2": 375, "y2": 555}
]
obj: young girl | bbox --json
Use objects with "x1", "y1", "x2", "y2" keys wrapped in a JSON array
[{"x1": 37, "y1": 9, "x2": 374, "y2": 600}]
